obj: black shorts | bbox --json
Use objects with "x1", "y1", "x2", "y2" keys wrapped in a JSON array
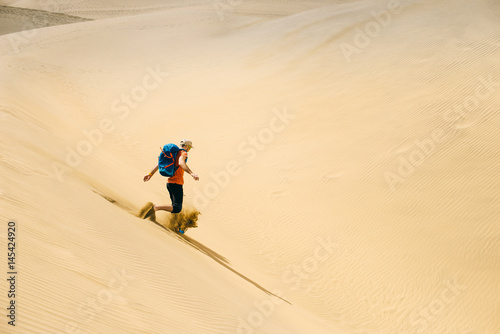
[{"x1": 167, "y1": 183, "x2": 183, "y2": 213}]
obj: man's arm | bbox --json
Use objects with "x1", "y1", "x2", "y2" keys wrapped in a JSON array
[
  {"x1": 179, "y1": 155, "x2": 199, "y2": 181},
  {"x1": 143, "y1": 165, "x2": 158, "y2": 182}
]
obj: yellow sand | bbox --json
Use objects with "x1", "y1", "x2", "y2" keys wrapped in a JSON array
[{"x1": 0, "y1": 0, "x2": 499, "y2": 333}]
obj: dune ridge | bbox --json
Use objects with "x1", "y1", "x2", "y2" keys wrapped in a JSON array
[{"x1": 0, "y1": 5, "x2": 89, "y2": 35}]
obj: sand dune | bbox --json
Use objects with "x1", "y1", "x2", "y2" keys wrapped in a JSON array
[
  {"x1": 0, "y1": 0, "x2": 499, "y2": 333},
  {"x1": 0, "y1": 5, "x2": 89, "y2": 35}
]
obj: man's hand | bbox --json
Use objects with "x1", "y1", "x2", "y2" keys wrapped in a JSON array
[
  {"x1": 144, "y1": 166, "x2": 158, "y2": 181},
  {"x1": 191, "y1": 173, "x2": 199, "y2": 181}
]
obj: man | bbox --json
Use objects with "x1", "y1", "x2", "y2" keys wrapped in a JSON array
[{"x1": 141, "y1": 139, "x2": 199, "y2": 228}]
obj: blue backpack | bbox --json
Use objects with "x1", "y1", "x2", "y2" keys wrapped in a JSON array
[{"x1": 158, "y1": 144, "x2": 186, "y2": 177}]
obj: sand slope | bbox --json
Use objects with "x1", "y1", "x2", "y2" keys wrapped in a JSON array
[
  {"x1": 0, "y1": 5, "x2": 89, "y2": 35},
  {"x1": 1, "y1": 0, "x2": 499, "y2": 333}
]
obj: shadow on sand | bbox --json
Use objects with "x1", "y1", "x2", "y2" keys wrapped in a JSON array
[
  {"x1": 149, "y1": 219, "x2": 290, "y2": 305},
  {"x1": 95, "y1": 192, "x2": 290, "y2": 304}
]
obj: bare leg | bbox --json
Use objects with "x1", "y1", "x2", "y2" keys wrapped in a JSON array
[{"x1": 154, "y1": 205, "x2": 173, "y2": 212}]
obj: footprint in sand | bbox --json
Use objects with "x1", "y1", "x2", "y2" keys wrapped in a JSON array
[
  {"x1": 268, "y1": 190, "x2": 286, "y2": 199},
  {"x1": 321, "y1": 170, "x2": 343, "y2": 183},
  {"x1": 454, "y1": 121, "x2": 475, "y2": 130},
  {"x1": 388, "y1": 139, "x2": 415, "y2": 155}
]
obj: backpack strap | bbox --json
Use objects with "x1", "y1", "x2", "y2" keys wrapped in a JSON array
[
  {"x1": 160, "y1": 147, "x2": 175, "y2": 169},
  {"x1": 160, "y1": 147, "x2": 186, "y2": 170},
  {"x1": 160, "y1": 147, "x2": 172, "y2": 158}
]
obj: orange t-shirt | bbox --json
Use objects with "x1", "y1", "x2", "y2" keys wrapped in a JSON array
[{"x1": 167, "y1": 150, "x2": 188, "y2": 185}]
